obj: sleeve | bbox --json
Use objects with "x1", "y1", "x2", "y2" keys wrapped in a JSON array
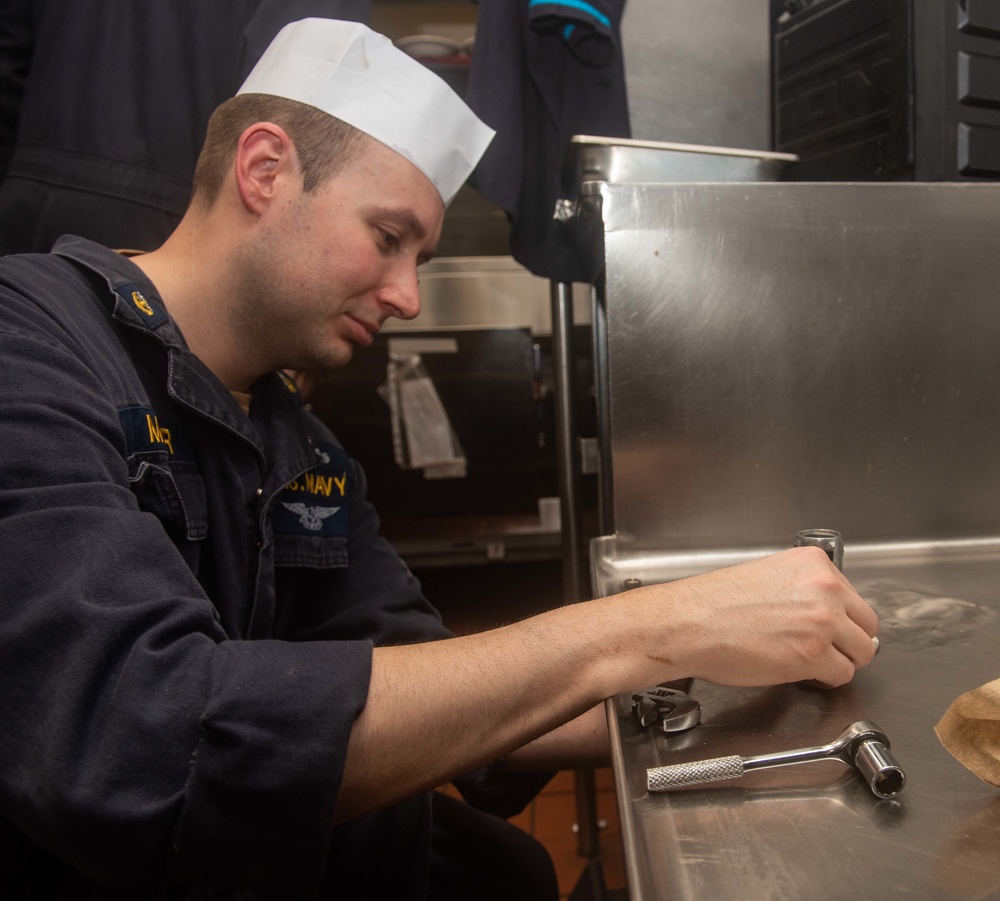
[
  {"x1": 0, "y1": 283, "x2": 367, "y2": 895},
  {"x1": 271, "y1": 417, "x2": 561, "y2": 819},
  {"x1": 276, "y1": 419, "x2": 554, "y2": 820},
  {"x1": 452, "y1": 763, "x2": 555, "y2": 819}
]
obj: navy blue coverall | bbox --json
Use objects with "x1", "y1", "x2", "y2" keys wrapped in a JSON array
[{"x1": 0, "y1": 237, "x2": 551, "y2": 899}]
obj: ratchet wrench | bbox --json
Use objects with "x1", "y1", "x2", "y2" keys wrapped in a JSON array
[{"x1": 647, "y1": 720, "x2": 905, "y2": 799}]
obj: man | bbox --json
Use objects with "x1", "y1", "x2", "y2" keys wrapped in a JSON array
[{"x1": 0, "y1": 18, "x2": 879, "y2": 900}]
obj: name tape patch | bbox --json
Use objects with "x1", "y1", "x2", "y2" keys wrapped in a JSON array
[{"x1": 118, "y1": 406, "x2": 193, "y2": 460}]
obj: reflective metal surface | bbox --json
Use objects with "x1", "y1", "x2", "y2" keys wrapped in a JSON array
[
  {"x1": 572, "y1": 136, "x2": 795, "y2": 191},
  {"x1": 592, "y1": 182, "x2": 1000, "y2": 898},
  {"x1": 621, "y1": 0, "x2": 773, "y2": 149},
  {"x1": 795, "y1": 528, "x2": 844, "y2": 570},
  {"x1": 605, "y1": 543, "x2": 1000, "y2": 900},
  {"x1": 576, "y1": 144, "x2": 795, "y2": 545},
  {"x1": 600, "y1": 182, "x2": 1000, "y2": 552},
  {"x1": 646, "y1": 720, "x2": 905, "y2": 799}
]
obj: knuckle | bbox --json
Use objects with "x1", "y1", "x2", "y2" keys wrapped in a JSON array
[
  {"x1": 797, "y1": 632, "x2": 828, "y2": 661},
  {"x1": 811, "y1": 570, "x2": 842, "y2": 596},
  {"x1": 801, "y1": 597, "x2": 838, "y2": 631}
]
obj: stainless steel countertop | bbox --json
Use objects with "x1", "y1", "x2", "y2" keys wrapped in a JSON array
[
  {"x1": 607, "y1": 540, "x2": 1000, "y2": 900},
  {"x1": 585, "y1": 181, "x2": 1000, "y2": 898}
]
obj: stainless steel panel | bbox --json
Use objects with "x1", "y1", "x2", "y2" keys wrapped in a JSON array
[
  {"x1": 574, "y1": 141, "x2": 795, "y2": 543},
  {"x1": 604, "y1": 540, "x2": 1000, "y2": 901},
  {"x1": 601, "y1": 182, "x2": 1000, "y2": 552},
  {"x1": 621, "y1": 0, "x2": 773, "y2": 149},
  {"x1": 594, "y1": 181, "x2": 1000, "y2": 898}
]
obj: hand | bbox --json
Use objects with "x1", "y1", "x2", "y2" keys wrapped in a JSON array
[{"x1": 622, "y1": 546, "x2": 878, "y2": 689}]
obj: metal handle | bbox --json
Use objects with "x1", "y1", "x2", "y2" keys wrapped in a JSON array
[
  {"x1": 647, "y1": 720, "x2": 905, "y2": 799},
  {"x1": 648, "y1": 755, "x2": 744, "y2": 790}
]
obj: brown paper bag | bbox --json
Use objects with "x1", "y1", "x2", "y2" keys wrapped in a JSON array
[{"x1": 935, "y1": 677, "x2": 1000, "y2": 786}]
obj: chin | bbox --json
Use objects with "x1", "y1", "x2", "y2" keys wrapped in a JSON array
[{"x1": 321, "y1": 343, "x2": 357, "y2": 370}]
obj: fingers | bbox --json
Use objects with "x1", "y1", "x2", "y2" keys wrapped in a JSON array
[
  {"x1": 798, "y1": 619, "x2": 876, "y2": 689},
  {"x1": 790, "y1": 545, "x2": 880, "y2": 640},
  {"x1": 788, "y1": 548, "x2": 879, "y2": 685},
  {"x1": 827, "y1": 622, "x2": 878, "y2": 681},
  {"x1": 707, "y1": 547, "x2": 878, "y2": 687},
  {"x1": 834, "y1": 614, "x2": 879, "y2": 666}
]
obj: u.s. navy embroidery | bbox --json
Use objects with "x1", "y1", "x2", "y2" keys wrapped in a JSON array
[
  {"x1": 272, "y1": 441, "x2": 349, "y2": 538},
  {"x1": 114, "y1": 281, "x2": 168, "y2": 329},
  {"x1": 283, "y1": 470, "x2": 346, "y2": 498}
]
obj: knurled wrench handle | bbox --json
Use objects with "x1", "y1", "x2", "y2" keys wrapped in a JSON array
[
  {"x1": 646, "y1": 742, "x2": 837, "y2": 791},
  {"x1": 648, "y1": 755, "x2": 745, "y2": 790},
  {"x1": 646, "y1": 721, "x2": 905, "y2": 798}
]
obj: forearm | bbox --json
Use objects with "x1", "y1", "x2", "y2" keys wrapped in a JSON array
[
  {"x1": 505, "y1": 704, "x2": 611, "y2": 772},
  {"x1": 333, "y1": 599, "x2": 629, "y2": 822},
  {"x1": 333, "y1": 547, "x2": 880, "y2": 823}
]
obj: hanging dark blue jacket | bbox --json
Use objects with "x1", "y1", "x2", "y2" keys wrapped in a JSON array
[
  {"x1": 0, "y1": 0, "x2": 370, "y2": 254},
  {"x1": 466, "y1": 0, "x2": 630, "y2": 284}
]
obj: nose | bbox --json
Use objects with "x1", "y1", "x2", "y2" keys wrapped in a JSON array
[{"x1": 376, "y1": 263, "x2": 421, "y2": 321}]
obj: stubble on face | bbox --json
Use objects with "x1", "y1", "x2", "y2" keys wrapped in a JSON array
[{"x1": 229, "y1": 193, "x2": 357, "y2": 378}]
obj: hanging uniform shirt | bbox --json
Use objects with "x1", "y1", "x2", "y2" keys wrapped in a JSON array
[{"x1": 465, "y1": 0, "x2": 631, "y2": 284}]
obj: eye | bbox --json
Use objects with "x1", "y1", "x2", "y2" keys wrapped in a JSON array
[{"x1": 377, "y1": 227, "x2": 400, "y2": 250}]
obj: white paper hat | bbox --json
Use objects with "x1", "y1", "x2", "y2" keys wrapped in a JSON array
[{"x1": 237, "y1": 18, "x2": 494, "y2": 204}]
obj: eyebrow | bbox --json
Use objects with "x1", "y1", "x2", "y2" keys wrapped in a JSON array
[{"x1": 370, "y1": 206, "x2": 428, "y2": 241}]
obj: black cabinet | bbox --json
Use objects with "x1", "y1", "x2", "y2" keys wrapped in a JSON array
[{"x1": 774, "y1": 0, "x2": 1000, "y2": 180}]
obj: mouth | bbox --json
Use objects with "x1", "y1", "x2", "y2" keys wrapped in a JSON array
[{"x1": 346, "y1": 314, "x2": 379, "y2": 347}]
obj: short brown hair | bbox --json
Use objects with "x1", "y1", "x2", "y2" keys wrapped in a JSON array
[{"x1": 191, "y1": 94, "x2": 367, "y2": 206}]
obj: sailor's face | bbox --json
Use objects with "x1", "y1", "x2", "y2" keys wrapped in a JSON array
[{"x1": 237, "y1": 136, "x2": 444, "y2": 373}]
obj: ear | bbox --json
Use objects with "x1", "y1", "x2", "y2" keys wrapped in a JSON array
[{"x1": 233, "y1": 123, "x2": 298, "y2": 215}]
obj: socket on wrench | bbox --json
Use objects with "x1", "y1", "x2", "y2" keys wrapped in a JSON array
[
  {"x1": 647, "y1": 720, "x2": 905, "y2": 799},
  {"x1": 795, "y1": 528, "x2": 844, "y2": 570}
]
